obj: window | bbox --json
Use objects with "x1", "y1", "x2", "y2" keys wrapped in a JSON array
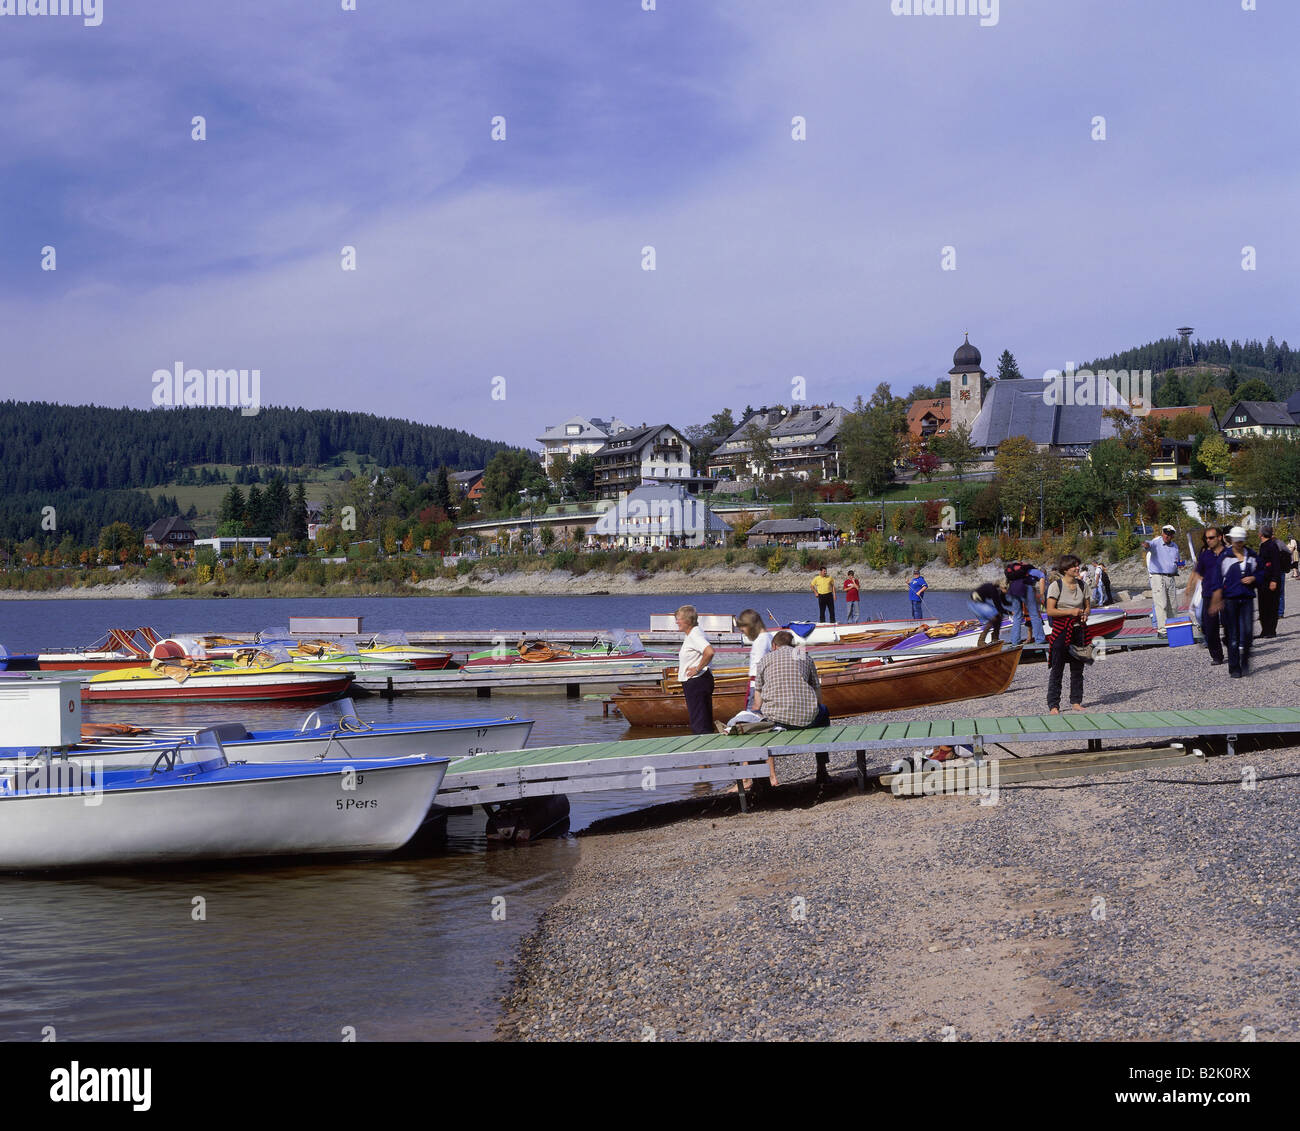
[
  {"x1": 1236, "y1": 415, "x2": 1245, "y2": 423},
  {"x1": 566, "y1": 424, "x2": 581, "y2": 435},
  {"x1": 962, "y1": 375, "x2": 968, "y2": 386}
]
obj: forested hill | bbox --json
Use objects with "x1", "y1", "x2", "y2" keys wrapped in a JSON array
[
  {"x1": 0, "y1": 403, "x2": 514, "y2": 495},
  {"x1": 1088, "y1": 335, "x2": 1300, "y2": 396}
]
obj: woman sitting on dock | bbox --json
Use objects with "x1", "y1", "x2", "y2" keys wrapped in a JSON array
[
  {"x1": 675, "y1": 605, "x2": 716, "y2": 734},
  {"x1": 1044, "y1": 554, "x2": 1091, "y2": 714}
]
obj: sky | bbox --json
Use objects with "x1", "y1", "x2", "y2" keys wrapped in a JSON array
[{"x1": 2, "y1": 0, "x2": 1298, "y2": 450}]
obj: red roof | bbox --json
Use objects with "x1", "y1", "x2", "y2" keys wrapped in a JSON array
[{"x1": 907, "y1": 398, "x2": 951, "y2": 438}]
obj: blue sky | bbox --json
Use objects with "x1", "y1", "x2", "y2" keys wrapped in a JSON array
[{"x1": 2, "y1": 0, "x2": 1297, "y2": 449}]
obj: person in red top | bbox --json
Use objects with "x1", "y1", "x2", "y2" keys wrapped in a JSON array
[{"x1": 842, "y1": 570, "x2": 861, "y2": 623}]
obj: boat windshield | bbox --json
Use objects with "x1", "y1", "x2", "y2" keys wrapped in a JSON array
[
  {"x1": 601, "y1": 630, "x2": 643, "y2": 655},
  {"x1": 176, "y1": 729, "x2": 229, "y2": 772},
  {"x1": 367, "y1": 630, "x2": 410, "y2": 647},
  {"x1": 256, "y1": 627, "x2": 293, "y2": 645},
  {"x1": 297, "y1": 698, "x2": 367, "y2": 733}
]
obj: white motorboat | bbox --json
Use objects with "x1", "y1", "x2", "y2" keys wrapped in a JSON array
[{"x1": 0, "y1": 732, "x2": 447, "y2": 871}]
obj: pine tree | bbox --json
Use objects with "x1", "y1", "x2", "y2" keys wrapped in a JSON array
[{"x1": 996, "y1": 349, "x2": 1023, "y2": 381}]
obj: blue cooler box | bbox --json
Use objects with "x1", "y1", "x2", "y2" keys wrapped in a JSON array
[{"x1": 1166, "y1": 618, "x2": 1194, "y2": 647}]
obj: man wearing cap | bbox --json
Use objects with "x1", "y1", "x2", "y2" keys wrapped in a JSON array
[
  {"x1": 1145, "y1": 524, "x2": 1182, "y2": 635},
  {"x1": 1220, "y1": 527, "x2": 1258, "y2": 677},
  {"x1": 1256, "y1": 525, "x2": 1286, "y2": 638}
]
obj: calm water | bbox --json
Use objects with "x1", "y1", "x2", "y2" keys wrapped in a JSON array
[{"x1": 0, "y1": 589, "x2": 972, "y2": 1041}]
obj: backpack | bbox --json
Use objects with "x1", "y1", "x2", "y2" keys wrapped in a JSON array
[{"x1": 1005, "y1": 560, "x2": 1030, "y2": 598}]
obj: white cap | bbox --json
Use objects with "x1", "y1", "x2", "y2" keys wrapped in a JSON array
[{"x1": 1227, "y1": 526, "x2": 1248, "y2": 542}]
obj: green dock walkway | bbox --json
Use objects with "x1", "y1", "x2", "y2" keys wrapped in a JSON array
[{"x1": 437, "y1": 706, "x2": 1300, "y2": 807}]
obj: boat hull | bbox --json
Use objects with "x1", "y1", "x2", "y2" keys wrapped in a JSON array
[
  {"x1": 612, "y1": 642, "x2": 1022, "y2": 727},
  {"x1": 82, "y1": 671, "x2": 355, "y2": 703},
  {"x1": 0, "y1": 757, "x2": 445, "y2": 871}
]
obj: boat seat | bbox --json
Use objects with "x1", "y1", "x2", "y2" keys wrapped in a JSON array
[{"x1": 199, "y1": 722, "x2": 251, "y2": 742}]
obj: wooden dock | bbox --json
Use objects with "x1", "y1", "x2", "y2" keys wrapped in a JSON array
[{"x1": 437, "y1": 706, "x2": 1300, "y2": 809}]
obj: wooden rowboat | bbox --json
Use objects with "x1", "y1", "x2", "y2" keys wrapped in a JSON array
[{"x1": 611, "y1": 642, "x2": 1022, "y2": 728}]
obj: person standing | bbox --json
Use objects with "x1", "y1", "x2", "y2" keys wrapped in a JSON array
[
  {"x1": 1186, "y1": 526, "x2": 1228, "y2": 666},
  {"x1": 1220, "y1": 528, "x2": 1257, "y2": 678},
  {"x1": 907, "y1": 567, "x2": 928, "y2": 619},
  {"x1": 1004, "y1": 559, "x2": 1045, "y2": 646},
  {"x1": 843, "y1": 570, "x2": 861, "y2": 623},
  {"x1": 1288, "y1": 535, "x2": 1299, "y2": 581},
  {"x1": 811, "y1": 566, "x2": 836, "y2": 623},
  {"x1": 1044, "y1": 554, "x2": 1091, "y2": 713},
  {"x1": 675, "y1": 604, "x2": 715, "y2": 733},
  {"x1": 1145, "y1": 524, "x2": 1182, "y2": 635},
  {"x1": 1256, "y1": 525, "x2": 1286, "y2": 637},
  {"x1": 1092, "y1": 561, "x2": 1114, "y2": 606}
]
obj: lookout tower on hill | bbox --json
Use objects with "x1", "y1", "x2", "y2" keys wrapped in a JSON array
[
  {"x1": 1177, "y1": 327, "x2": 1195, "y2": 367},
  {"x1": 948, "y1": 332, "x2": 988, "y2": 433}
]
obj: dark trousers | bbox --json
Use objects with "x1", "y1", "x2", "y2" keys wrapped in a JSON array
[
  {"x1": 817, "y1": 594, "x2": 835, "y2": 623},
  {"x1": 683, "y1": 670, "x2": 715, "y2": 734},
  {"x1": 1046, "y1": 620, "x2": 1085, "y2": 710},
  {"x1": 1258, "y1": 583, "x2": 1282, "y2": 636},
  {"x1": 1200, "y1": 603, "x2": 1224, "y2": 663},
  {"x1": 1222, "y1": 598, "x2": 1254, "y2": 674}
]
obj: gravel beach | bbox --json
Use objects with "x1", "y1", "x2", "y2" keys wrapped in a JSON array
[{"x1": 498, "y1": 620, "x2": 1300, "y2": 1041}]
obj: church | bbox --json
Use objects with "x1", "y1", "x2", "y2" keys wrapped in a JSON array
[{"x1": 933, "y1": 334, "x2": 1126, "y2": 458}]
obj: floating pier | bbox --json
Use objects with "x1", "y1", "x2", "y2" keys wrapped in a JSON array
[{"x1": 437, "y1": 706, "x2": 1300, "y2": 810}]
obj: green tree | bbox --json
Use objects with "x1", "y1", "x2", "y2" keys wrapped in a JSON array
[
  {"x1": 1233, "y1": 378, "x2": 1275, "y2": 403},
  {"x1": 548, "y1": 453, "x2": 571, "y2": 495},
  {"x1": 290, "y1": 481, "x2": 309, "y2": 542},
  {"x1": 1153, "y1": 371, "x2": 1185, "y2": 407},
  {"x1": 840, "y1": 385, "x2": 906, "y2": 497},
  {"x1": 993, "y1": 436, "x2": 1039, "y2": 531},
  {"x1": 932, "y1": 422, "x2": 978, "y2": 480},
  {"x1": 218, "y1": 485, "x2": 246, "y2": 527},
  {"x1": 98, "y1": 521, "x2": 139, "y2": 560},
  {"x1": 743, "y1": 421, "x2": 774, "y2": 480},
  {"x1": 568, "y1": 452, "x2": 596, "y2": 500},
  {"x1": 996, "y1": 349, "x2": 1023, "y2": 381},
  {"x1": 1197, "y1": 386, "x2": 1234, "y2": 419},
  {"x1": 481, "y1": 450, "x2": 547, "y2": 514}
]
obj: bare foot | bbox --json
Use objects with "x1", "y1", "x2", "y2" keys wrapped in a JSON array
[
  {"x1": 1049, "y1": 707, "x2": 1060, "y2": 714},
  {"x1": 1071, "y1": 704, "x2": 1085, "y2": 712}
]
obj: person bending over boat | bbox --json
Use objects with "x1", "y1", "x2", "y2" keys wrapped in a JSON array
[
  {"x1": 1044, "y1": 554, "x2": 1090, "y2": 714},
  {"x1": 675, "y1": 605, "x2": 715, "y2": 734},
  {"x1": 750, "y1": 632, "x2": 827, "y2": 730},
  {"x1": 967, "y1": 581, "x2": 1009, "y2": 648}
]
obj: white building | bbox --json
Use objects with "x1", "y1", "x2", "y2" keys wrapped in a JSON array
[
  {"x1": 536, "y1": 416, "x2": 629, "y2": 473},
  {"x1": 194, "y1": 536, "x2": 273, "y2": 557},
  {"x1": 589, "y1": 482, "x2": 731, "y2": 549},
  {"x1": 592, "y1": 423, "x2": 694, "y2": 499}
]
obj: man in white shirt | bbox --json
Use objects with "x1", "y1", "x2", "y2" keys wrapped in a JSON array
[{"x1": 1145, "y1": 524, "x2": 1182, "y2": 634}]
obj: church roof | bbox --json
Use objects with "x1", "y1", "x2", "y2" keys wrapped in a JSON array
[
  {"x1": 949, "y1": 333, "x2": 983, "y2": 375},
  {"x1": 968, "y1": 378, "x2": 1122, "y2": 449}
]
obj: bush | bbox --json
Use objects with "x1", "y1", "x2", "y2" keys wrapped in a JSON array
[
  {"x1": 724, "y1": 550, "x2": 735, "y2": 565},
  {"x1": 766, "y1": 548, "x2": 786, "y2": 574},
  {"x1": 550, "y1": 549, "x2": 577, "y2": 571}
]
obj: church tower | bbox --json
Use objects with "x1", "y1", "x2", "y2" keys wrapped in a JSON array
[{"x1": 947, "y1": 332, "x2": 987, "y2": 433}]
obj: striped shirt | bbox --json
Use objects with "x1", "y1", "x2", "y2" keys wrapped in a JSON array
[{"x1": 754, "y1": 647, "x2": 822, "y2": 728}]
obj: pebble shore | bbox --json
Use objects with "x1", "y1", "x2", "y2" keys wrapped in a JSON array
[{"x1": 498, "y1": 620, "x2": 1300, "y2": 1041}]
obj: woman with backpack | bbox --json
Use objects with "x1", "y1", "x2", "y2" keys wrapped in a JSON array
[{"x1": 1044, "y1": 553, "x2": 1091, "y2": 714}]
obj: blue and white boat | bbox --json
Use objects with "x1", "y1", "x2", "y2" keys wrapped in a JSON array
[
  {"x1": 0, "y1": 732, "x2": 447, "y2": 871},
  {"x1": 50, "y1": 699, "x2": 534, "y2": 766}
]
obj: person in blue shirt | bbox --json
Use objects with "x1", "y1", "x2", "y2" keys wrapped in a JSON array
[
  {"x1": 1219, "y1": 526, "x2": 1257, "y2": 678},
  {"x1": 1145, "y1": 525, "x2": 1182, "y2": 635},
  {"x1": 907, "y1": 568, "x2": 928, "y2": 619},
  {"x1": 1185, "y1": 526, "x2": 1228, "y2": 665},
  {"x1": 1004, "y1": 559, "x2": 1046, "y2": 645}
]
